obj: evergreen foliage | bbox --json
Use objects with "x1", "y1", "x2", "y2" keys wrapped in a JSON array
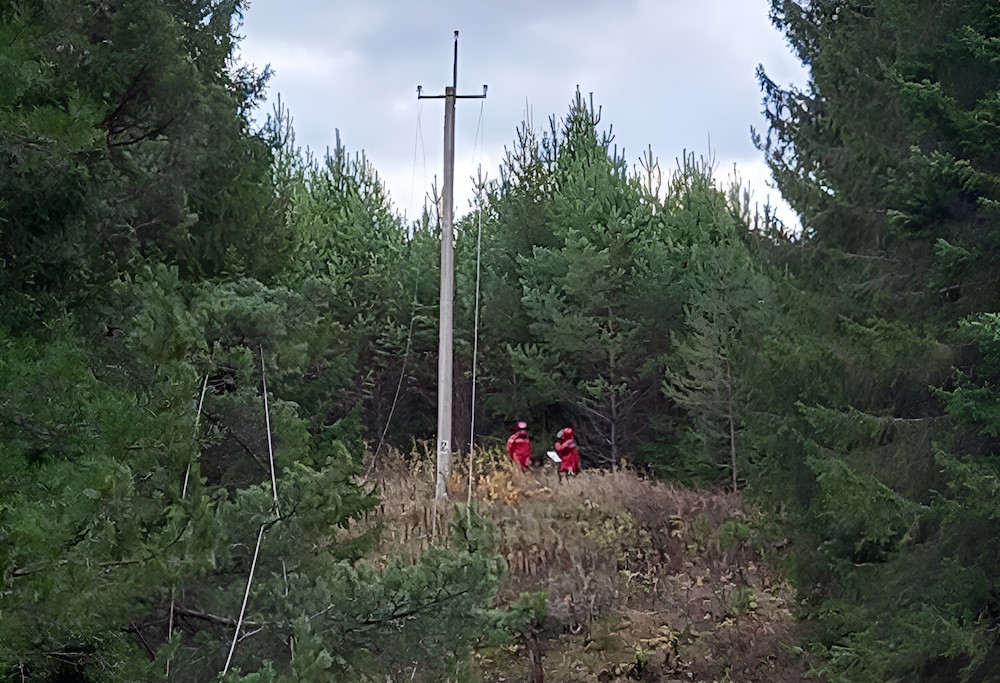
[
  {"x1": 747, "y1": 0, "x2": 1000, "y2": 678},
  {"x1": 0, "y1": 0, "x2": 282, "y2": 327},
  {"x1": 758, "y1": 0, "x2": 1000, "y2": 277},
  {"x1": 8, "y1": 0, "x2": 1000, "y2": 678},
  {"x1": 0, "y1": 4, "x2": 517, "y2": 679},
  {"x1": 467, "y1": 92, "x2": 754, "y2": 472}
]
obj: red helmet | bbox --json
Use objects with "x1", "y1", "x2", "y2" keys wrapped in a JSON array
[
  {"x1": 516, "y1": 421, "x2": 528, "y2": 430},
  {"x1": 562, "y1": 426, "x2": 574, "y2": 437}
]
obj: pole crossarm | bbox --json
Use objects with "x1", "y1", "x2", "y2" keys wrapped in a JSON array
[
  {"x1": 417, "y1": 86, "x2": 488, "y2": 100},
  {"x1": 417, "y1": 30, "x2": 487, "y2": 500}
]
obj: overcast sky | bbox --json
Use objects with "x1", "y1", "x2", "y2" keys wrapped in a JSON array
[{"x1": 236, "y1": 1, "x2": 808, "y2": 226}]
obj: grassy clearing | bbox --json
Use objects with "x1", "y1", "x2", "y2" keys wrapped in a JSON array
[{"x1": 361, "y1": 445, "x2": 816, "y2": 682}]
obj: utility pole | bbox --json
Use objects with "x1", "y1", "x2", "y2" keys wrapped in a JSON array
[{"x1": 418, "y1": 31, "x2": 486, "y2": 499}]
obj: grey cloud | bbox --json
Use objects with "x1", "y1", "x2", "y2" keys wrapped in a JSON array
[{"x1": 239, "y1": 0, "x2": 807, "y2": 223}]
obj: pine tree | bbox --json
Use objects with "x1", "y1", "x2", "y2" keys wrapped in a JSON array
[
  {"x1": 751, "y1": 2, "x2": 1000, "y2": 677},
  {"x1": 472, "y1": 92, "x2": 676, "y2": 464},
  {"x1": 0, "y1": 5, "x2": 519, "y2": 679},
  {"x1": 0, "y1": 0, "x2": 282, "y2": 326},
  {"x1": 758, "y1": 0, "x2": 1000, "y2": 280}
]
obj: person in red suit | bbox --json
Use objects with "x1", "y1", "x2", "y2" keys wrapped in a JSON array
[
  {"x1": 506, "y1": 421, "x2": 533, "y2": 471},
  {"x1": 554, "y1": 425, "x2": 580, "y2": 477}
]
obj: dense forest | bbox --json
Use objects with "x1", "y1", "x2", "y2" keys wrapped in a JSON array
[{"x1": 3, "y1": 0, "x2": 1000, "y2": 680}]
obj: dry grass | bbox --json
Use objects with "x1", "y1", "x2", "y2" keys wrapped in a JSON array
[{"x1": 360, "y1": 445, "x2": 816, "y2": 682}]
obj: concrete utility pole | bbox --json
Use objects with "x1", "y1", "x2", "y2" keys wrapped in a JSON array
[{"x1": 418, "y1": 31, "x2": 486, "y2": 499}]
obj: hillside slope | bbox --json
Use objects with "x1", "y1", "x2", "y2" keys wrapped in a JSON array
[{"x1": 365, "y1": 449, "x2": 816, "y2": 682}]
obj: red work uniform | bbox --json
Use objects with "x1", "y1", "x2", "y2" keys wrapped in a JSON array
[
  {"x1": 506, "y1": 422, "x2": 532, "y2": 471},
  {"x1": 554, "y1": 426, "x2": 580, "y2": 475}
]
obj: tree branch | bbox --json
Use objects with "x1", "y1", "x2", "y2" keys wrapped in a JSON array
[{"x1": 173, "y1": 605, "x2": 264, "y2": 629}]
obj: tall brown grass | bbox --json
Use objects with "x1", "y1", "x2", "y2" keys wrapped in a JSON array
[{"x1": 360, "y1": 444, "x2": 814, "y2": 682}]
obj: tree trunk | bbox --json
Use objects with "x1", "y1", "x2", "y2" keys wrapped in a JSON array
[
  {"x1": 726, "y1": 357, "x2": 737, "y2": 493},
  {"x1": 526, "y1": 627, "x2": 544, "y2": 683}
]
